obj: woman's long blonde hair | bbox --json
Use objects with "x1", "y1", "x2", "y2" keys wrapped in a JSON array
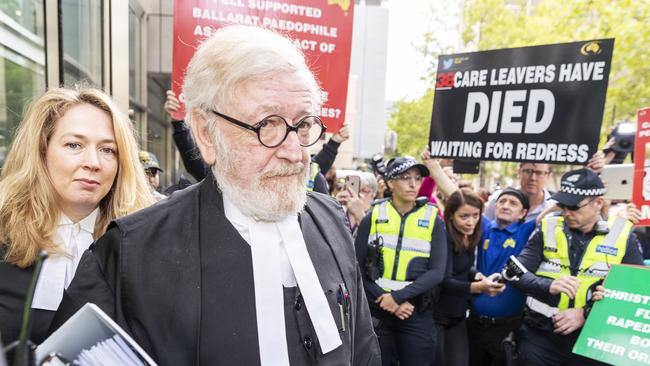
[{"x1": 0, "y1": 87, "x2": 155, "y2": 267}]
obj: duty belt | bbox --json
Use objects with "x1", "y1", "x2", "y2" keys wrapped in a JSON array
[{"x1": 525, "y1": 296, "x2": 558, "y2": 318}]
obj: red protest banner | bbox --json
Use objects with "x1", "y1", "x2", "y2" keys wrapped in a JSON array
[
  {"x1": 632, "y1": 107, "x2": 650, "y2": 226},
  {"x1": 171, "y1": 0, "x2": 354, "y2": 132}
]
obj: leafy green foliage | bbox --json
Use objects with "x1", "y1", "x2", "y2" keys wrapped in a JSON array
[
  {"x1": 462, "y1": 0, "x2": 650, "y2": 143},
  {"x1": 388, "y1": 0, "x2": 649, "y2": 185},
  {"x1": 387, "y1": 90, "x2": 434, "y2": 158}
]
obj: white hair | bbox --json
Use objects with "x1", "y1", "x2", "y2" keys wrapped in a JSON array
[
  {"x1": 360, "y1": 172, "x2": 378, "y2": 196},
  {"x1": 183, "y1": 25, "x2": 321, "y2": 125}
]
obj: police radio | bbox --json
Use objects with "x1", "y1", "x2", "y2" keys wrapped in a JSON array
[{"x1": 364, "y1": 235, "x2": 384, "y2": 281}]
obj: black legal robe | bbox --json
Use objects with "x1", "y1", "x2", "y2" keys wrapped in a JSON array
[
  {"x1": 52, "y1": 176, "x2": 380, "y2": 365},
  {"x1": 0, "y1": 259, "x2": 55, "y2": 346}
]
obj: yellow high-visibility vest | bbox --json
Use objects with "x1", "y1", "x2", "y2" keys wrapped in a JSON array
[
  {"x1": 536, "y1": 216, "x2": 630, "y2": 310},
  {"x1": 368, "y1": 200, "x2": 438, "y2": 291},
  {"x1": 307, "y1": 162, "x2": 320, "y2": 191}
]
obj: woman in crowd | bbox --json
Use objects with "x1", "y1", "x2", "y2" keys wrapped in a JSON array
[
  {"x1": 433, "y1": 188, "x2": 505, "y2": 366},
  {"x1": 418, "y1": 148, "x2": 505, "y2": 366},
  {"x1": 0, "y1": 87, "x2": 154, "y2": 345},
  {"x1": 356, "y1": 156, "x2": 448, "y2": 366}
]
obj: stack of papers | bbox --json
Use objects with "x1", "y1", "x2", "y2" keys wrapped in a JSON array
[
  {"x1": 74, "y1": 334, "x2": 144, "y2": 366},
  {"x1": 36, "y1": 303, "x2": 156, "y2": 365}
]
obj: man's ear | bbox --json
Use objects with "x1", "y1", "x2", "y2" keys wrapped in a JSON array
[
  {"x1": 519, "y1": 209, "x2": 529, "y2": 222},
  {"x1": 189, "y1": 109, "x2": 216, "y2": 166}
]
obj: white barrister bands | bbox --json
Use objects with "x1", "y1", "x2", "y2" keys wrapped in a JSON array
[
  {"x1": 279, "y1": 214, "x2": 342, "y2": 353},
  {"x1": 225, "y1": 197, "x2": 291, "y2": 366},
  {"x1": 224, "y1": 197, "x2": 341, "y2": 366}
]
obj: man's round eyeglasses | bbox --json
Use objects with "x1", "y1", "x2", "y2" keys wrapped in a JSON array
[{"x1": 211, "y1": 109, "x2": 326, "y2": 148}]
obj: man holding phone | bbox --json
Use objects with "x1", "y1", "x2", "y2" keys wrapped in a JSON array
[
  {"x1": 336, "y1": 173, "x2": 376, "y2": 234},
  {"x1": 354, "y1": 157, "x2": 447, "y2": 366}
]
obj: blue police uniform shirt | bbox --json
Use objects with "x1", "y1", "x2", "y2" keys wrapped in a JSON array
[{"x1": 471, "y1": 217, "x2": 536, "y2": 317}]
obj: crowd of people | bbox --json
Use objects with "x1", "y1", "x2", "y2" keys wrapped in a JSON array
[{"x1": 0, "y1": 24, "x2": 648, "y2": 366}]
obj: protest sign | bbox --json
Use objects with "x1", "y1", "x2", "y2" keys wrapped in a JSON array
[
  {"x1": 633, "y1": 108, "x2": 650, "y2": 226},
  {"x1": 573, "y1": 265, "x2": 650, "y2": 365},
  {"x1": 429, "y1": 39, "x2": 614, "y2": 164},
  {"x1": 171, "y1": 0, "x2": 354, "y2": 132}
]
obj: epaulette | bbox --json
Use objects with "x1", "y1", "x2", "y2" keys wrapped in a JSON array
[
  {"x1": 416, "y1": 196, "x2": 430, "y2": 207},
  {"x1": 370, "y1": 197, "x2": 390, "y2": 207}
]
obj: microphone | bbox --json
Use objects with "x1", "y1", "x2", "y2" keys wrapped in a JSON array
[
  {"x1": 7, "y1": 251, "x2": 48, "y2": 366},
  {"x1": 500, "y1": 255, "x2": 528, "y2": 282},
  {"x1": 0, "y1": 338, "x2": 6, "y2": 366}
]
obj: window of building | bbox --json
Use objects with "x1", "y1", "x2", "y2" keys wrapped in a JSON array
[
  {"x1": 0, "y1": 1, "x2": 46, "y2": 166},
  {"x1": 60, "y1": 0, "x2": 103, "y2": 87},
  {"x1": 129, "y1": 4, "x2": 142, "y2": 102},
  {"x1": 129, "y1": 1, "x2": 146, "y2": 143}
]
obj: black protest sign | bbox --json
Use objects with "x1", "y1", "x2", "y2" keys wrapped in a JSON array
[{"x1": 429, "y1": 39, "x2": 614, "y2": 164}]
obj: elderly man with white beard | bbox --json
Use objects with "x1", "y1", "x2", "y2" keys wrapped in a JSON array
[{"x1": 51, "y1": 25, "x2": 381, "y2": 366}]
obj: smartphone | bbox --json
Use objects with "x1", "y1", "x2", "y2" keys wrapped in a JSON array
[{"x1": 345, "y1": 175, "x2": 361, "y2": 196}]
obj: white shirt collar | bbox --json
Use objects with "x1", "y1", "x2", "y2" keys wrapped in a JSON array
[
  {"x1": 32, "y1": 208, "x2": 99, "y2": 311},
  {"x1": 58, "y1": 208, "x2": 99, "y2": 235}
]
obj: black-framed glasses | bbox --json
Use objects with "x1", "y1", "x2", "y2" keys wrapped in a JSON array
[
  {"x1": 520, "y1": 168, "x2": 550, "y2": 177},
  {"x1": 557, "y1": 197, "x2": 596, "y2": 211},
  {"x1": 211, "y1": 109, "x2": 326, "y2": 148}
]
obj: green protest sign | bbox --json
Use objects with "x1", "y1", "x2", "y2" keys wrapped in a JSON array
[{"x1": 573, "y1": 265, "x2": 650, "y2": 365}]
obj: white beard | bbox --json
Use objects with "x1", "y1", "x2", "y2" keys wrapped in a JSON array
[{"x1": 211, "y1": 137, "x2": 309, "y2": 222}]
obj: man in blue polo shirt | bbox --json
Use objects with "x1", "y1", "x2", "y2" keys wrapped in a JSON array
[{"x1": 468, "y1": 188, "x2": 535, "y2": 366}]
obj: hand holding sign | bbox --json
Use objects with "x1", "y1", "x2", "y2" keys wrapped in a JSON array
[
  {"x1": 591, "y1": 285, "x2": 606, "y2": 302},
  {"x1": 164, "y1": 90, "x2": 183, "y2": 121}
]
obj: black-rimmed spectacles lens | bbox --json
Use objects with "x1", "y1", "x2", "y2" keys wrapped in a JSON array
[{"x1": 258, "y1": 115, "x2": 323, "y2": 147}]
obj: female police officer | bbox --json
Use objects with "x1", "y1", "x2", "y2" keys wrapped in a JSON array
[{"x1": 355, "y1": 156, "x2": 447, "y2": 366}]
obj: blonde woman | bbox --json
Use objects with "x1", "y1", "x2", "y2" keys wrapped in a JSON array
[{"x1": 0, "y1": 87, "x2": 154, "y2": 345}]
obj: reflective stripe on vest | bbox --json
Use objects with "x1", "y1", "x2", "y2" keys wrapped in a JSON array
[
  {"x1": 537, "y1": 216, "x2": 631, "y2": 310},
  {"x1": 375, "y1": 278, "x2": 413, "y2": 291},
  {"x1": 526, "y1": 296, "x2": 559, "y2": 318},
  {"x1": 307, "y1": 162, "x2": 320, "y2": 191},
  {"x1": 369, "y1": 201, "x2": 438, "y2": 291}
]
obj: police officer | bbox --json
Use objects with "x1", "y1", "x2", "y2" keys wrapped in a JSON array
[
  {"x1": 355, "y1": 157, "x2": 447, "y2": 366},
  {"x1": 509, "y1": 168, "x2": 644, "y2": 366},
  {"x1": 139, "y1": 150, "x2": 167, "y2": 201},
  {"x1": 307, "y1": 161, "x2": 322, "y2": 192}
]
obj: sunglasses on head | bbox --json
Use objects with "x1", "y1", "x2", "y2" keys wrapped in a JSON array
[{"x1": 557, "y1": 197, "x2": 596, "y2": 211}]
